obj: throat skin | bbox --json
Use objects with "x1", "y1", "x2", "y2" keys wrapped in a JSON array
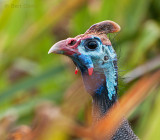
[
  {"x1": 80, "y1": 61, "x2": 118, "y2": 122},
  {"x1": 80, "y1": 63, "x2": 139, "y2": 140},
  {"x1": 72, "y1": 44, "x2": 118, "y2": 122}
]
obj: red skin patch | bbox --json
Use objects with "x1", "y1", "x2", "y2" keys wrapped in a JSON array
[
  {"x1": 75, "y1": 67, "x2": 78, "y2": 74},
  {"x1": 63, "y1": 38, "x2": 82, "y2": 55},
  {"x1": 63, "y1": 36, "x2": 92, "y2": 56},
  {"x1": 88, "y1": 67, "x2": 93, "y2": 76}
]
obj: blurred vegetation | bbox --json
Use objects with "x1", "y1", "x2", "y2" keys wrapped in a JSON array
[{"x1": 0, "y1": 0, "x2": 160, "y2": 139}]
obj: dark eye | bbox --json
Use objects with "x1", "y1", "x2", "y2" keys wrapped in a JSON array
[{"x1": 86, "y1": 41, "x2": 98, "y2": 50}]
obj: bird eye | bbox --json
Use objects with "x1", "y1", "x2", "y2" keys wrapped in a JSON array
[{"x1": 86, "y1": 41, "x2": 98, "y2": 50}]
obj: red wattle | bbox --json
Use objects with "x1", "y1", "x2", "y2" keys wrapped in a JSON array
[
  {"x1": 88, "y1": 68, "x2": 93, "y2": 76},
  {"x1": 75, "y1": 67, "x2": 78, "y2": 74}
]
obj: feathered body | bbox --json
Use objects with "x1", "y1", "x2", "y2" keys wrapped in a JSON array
[{"x1": 49, "y1": 21, "x2": 139, "y2": 140}]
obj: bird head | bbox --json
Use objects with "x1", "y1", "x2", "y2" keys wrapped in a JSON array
[{"x1": 48, "y1": 20, "x2": 120, "y2": 99}]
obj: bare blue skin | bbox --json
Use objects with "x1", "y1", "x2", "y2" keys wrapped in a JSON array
[{"x1": 73, "y1": 36, "x2": 117, "y2": 100}]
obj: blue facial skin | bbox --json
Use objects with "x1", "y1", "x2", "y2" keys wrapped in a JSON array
[
  {"x1": 72, "y1": 36, "x2": 118, "y2": 100},
  {"x1": 78, "y1": 54, "x2": 93, "y2": 70}
]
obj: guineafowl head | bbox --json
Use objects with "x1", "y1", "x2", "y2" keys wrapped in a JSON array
[{"x1": 48, "y1": 21, "x2": 120, "y2": 101}]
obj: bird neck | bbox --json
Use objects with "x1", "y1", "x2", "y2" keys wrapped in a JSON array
[
  {"x1": 81, "y1": 60, "x2": 118, "y2": 122},
  {"x1": 92, "y1": 84, "x2": 117, "y2": 122}
]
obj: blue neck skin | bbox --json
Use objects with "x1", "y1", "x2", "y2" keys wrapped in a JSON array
[
  {"x1": 72, "y1": 55, "x2": 118, "y2": 116},
  {"x1": 81, "y1": 63, "x2": 118, "y2": 116},
  {"x1": 71, "y1": 40, "x2": 118, "y2": 119}
]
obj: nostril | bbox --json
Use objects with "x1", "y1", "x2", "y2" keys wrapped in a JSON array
[{"x1": 68, "y1": 39, "x2": 77, "y2": 46}]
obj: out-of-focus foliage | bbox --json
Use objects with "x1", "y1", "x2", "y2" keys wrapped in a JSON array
[{"x1": 0, "y1": 0, "x2": 160, "y2": 139}]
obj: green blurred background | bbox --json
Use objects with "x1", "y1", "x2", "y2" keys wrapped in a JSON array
[{"x1": 0, "y1": 0, "x2": 160, "y2": 139}]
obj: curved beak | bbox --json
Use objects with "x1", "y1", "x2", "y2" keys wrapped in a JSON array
[
  {"x1": 48, "y1": 40, "x2": 66, "y2": 54},
  {"x1": 48, "y1": 38, "x2": 81, "y2": 56}
]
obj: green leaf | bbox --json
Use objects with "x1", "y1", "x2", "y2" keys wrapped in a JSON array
[{"x1": 0, "y1": 65, "x2": 65, "y2": 104}]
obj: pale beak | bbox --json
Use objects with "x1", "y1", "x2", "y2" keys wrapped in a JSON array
[
  {"x1": 48, "y1": 40, "x2": 66, "y2": 54},
  {"x1": 48, "y1": 38, "x2": 81, "y2": 56}
]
